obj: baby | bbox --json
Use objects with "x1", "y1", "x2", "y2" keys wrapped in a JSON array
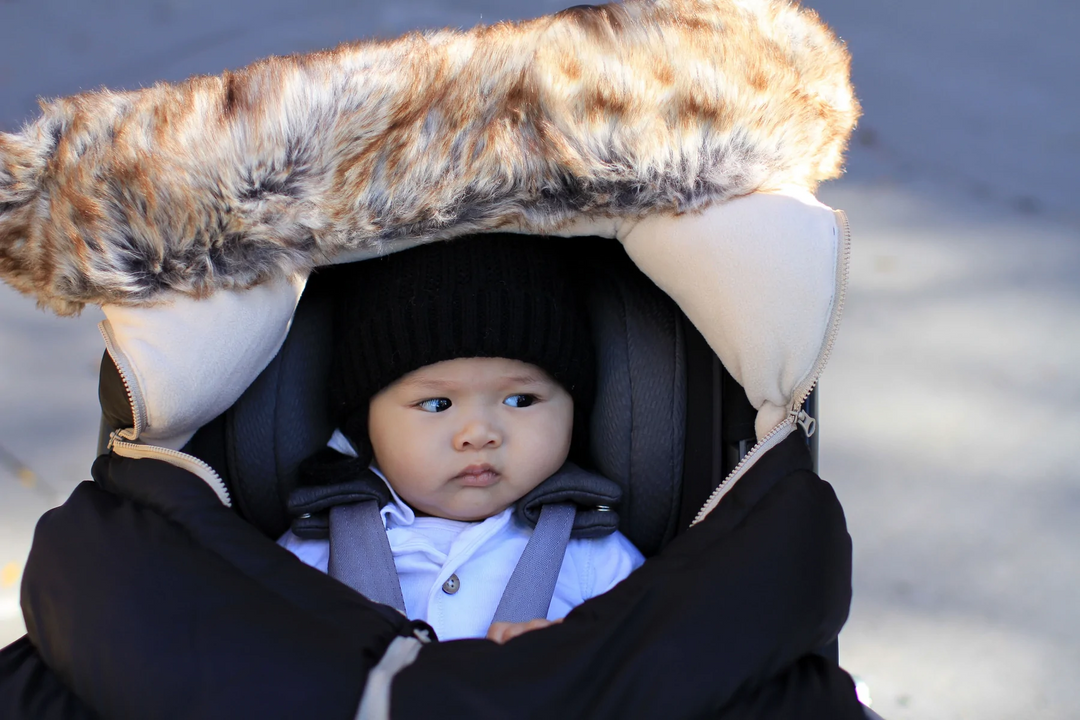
[{"x1": 279, "y1": 236, "x2": 644, "y2": 643}]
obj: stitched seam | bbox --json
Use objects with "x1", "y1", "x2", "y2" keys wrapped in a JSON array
[
  {"x1": 617, "y1": 278, "x2": 635, "y2": 545},
  {"x1": 667, "y1": 306, "x2": 684, "y2": 542}
]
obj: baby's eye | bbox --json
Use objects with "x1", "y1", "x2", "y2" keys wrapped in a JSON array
[
  {"x1": 417, "y1": 398, "x2": 452, "y2": 413},
  {"x1": 504, "y1": 394, "x2": 537, "y2": 408}
]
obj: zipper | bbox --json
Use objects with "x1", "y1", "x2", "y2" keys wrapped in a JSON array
[
  {"x1": 690, "y1": 209, "x2": 851, "y2": 526},
  {"x1": 793, "y1": 408, "x2": 816, "y2": 437},
  {"x1": 109, "y1": 431, "x2": 233, "y2": 507},
  {"x1": 99, "y1": 320, "x2": 231, "y2": 507},
  {"x1": 786, "y1": 209, "x2": 850, "y2": 416},
  {"x1": 691, "y1": 420, "x2": 796, "y2": 525},
  {"x1": 98, "y1": 320, "x2": 147, "y2": 442}
]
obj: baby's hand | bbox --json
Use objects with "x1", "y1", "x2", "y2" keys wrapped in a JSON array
[{"x1": 486, "y1": 617, "x2": 562, "y2": 644}]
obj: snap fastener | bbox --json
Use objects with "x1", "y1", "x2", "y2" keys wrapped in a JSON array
[{"x1": 442, "y1": 573, "x2": 460, "y2": 595}]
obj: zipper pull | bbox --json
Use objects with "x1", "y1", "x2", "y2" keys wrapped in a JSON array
[
  {"x1": 107, "y1": 428, "x2": 136, "y2": 451},
  {"x1": 796, "y1": 409, "x2": 816, "y2": 437},
  {"x1": 107, "y1": 427, "x2": 141, "y2": 450}
]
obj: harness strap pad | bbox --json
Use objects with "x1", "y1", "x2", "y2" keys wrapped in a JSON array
[{"x1": 328, "y1": 500, "x2": 407, "y2": 614}]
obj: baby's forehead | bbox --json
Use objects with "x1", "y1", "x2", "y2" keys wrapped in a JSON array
[{"x1": 395, "y1": 356, "x2": 557, "y2": 389}]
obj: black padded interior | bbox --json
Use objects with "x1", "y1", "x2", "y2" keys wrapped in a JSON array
[
  {"x1": 98, "y1": 353, "x2": 134, "y2": 431},
  {"x1": 223, "y1": 278, "x2": 337, "y2": 538},
  {"x1": 584, "y1": 244, "x2": 685, "y2": 555}
]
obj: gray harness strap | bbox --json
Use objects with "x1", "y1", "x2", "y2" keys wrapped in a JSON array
[
  {"x1": 492, "y1": 502, "x2": 577, "y2": 625},
  {"x1": 328, "y1": 501, "x2": 407, "y2": 614},
  {"x1": 327, "y1": 499, "x2": 577, "y2": 626}
]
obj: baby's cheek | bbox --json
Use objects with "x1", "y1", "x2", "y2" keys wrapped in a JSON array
[
  {"x1": 528, "y1": 414, "x2": 573, "y2": 480},
  {"x1": 552, "y1": 405, "x2": 575, "y2": 460},
  {"x1": 373, "y1": 427, "x2": 439, "y2": 497},
  {"x1": 390, "y1": 451, "x2": 437, "y2": 491}
]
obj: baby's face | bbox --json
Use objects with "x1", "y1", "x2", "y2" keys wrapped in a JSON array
[{"x1": 367, "y1": 357, "x2": 574, "y2": 521}]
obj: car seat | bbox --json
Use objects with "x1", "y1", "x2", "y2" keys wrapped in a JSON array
[
  {"x1": 99, "y1": 236, "x2": 805, "y2": 547},
  {"x1": 97, "y1": 234, "x2": 832, "y2": 653}
]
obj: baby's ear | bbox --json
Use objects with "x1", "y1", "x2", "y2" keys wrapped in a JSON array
[{"x1": 297, "y1": 444, "x2": 371, "y2": 488}]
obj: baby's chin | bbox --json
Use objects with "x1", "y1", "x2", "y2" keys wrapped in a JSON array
[{"x1": 417, "y1": 494, "x2": 519, "y2": 523}]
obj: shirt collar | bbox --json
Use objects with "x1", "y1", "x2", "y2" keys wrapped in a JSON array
[{"x1": 369, "y1": 465, "x2": 416, "y2": 527}]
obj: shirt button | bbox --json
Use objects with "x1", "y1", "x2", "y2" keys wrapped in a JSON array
[{"x1": 442, "y1": 573, "x2": 460, "y2": 595}]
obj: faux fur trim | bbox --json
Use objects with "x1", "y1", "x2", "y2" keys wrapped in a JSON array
[{"x1": 0, "y1": 0, "x2": 858, "y2": 315}]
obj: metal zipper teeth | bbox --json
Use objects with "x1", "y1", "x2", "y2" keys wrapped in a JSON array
[
  {"x1": 97, "y1": 321, "x2": 146, "y2": 441},
  {"x1": 110, "y1": 433, "x2": 233, "y2": 507},
  {"x1": 787, "y1": 208, "x2": 851, "y2": 416},
  {"x1": 690, "y1": 209, "x2": 852, "y2": 527},
  {"x1": 98, "y1": 321, "x2": 232, "y2": 507},
  {"x1": 691, "y1": 421, "x2": 795, "y2": 526}
]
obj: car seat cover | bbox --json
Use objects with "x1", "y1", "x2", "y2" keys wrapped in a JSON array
[
  {"x1": 0, "y1": 0, "x2": 857, "y2": 503},
  {"x1": 96, "y1": 188, "x2": 843, "y2": 455}
]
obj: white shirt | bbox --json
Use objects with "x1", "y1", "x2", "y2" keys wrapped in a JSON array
[{"x1": 279, "y1": 442, "x2": 644, "y2": 641}]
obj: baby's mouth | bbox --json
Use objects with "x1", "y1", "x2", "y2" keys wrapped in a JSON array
[{"x1": 453, "y1": 464, "x2": 500, "y2": 488}]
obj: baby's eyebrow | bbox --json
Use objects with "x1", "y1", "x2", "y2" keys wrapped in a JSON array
[
  {"x1": 399, "y1": 373, "x2": 550, "y2": 391},
  {"x1": 501, "y1": 373, "x2": 549, "y2": 386},
  {"x1": 399, "y1": 377, "x2": 458, "y2": 391}
]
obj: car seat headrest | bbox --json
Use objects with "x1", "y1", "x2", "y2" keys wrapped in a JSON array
[{"x1": 161, "y1": 240, "x2": 688, "y2": 554}]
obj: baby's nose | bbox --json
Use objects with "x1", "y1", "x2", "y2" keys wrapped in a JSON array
[{"x1": 453, "y1": 417, "x2": 501, "y2": 450}]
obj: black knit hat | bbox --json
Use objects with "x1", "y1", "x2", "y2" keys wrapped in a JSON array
[{"x1": 329, "y1": 235, "x2": 594, "y2": 459}]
